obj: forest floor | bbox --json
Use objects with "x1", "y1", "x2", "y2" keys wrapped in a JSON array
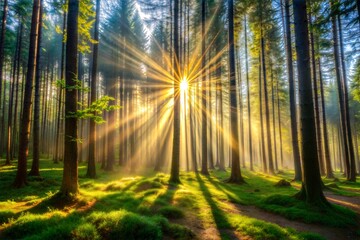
[{"x1": 0, "y1": 159, "x2": 359, "y2": 240}]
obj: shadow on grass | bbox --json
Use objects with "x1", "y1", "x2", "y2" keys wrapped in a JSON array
[{"x1": 196, "y1": 173, "x2": 238, "y2": 239}]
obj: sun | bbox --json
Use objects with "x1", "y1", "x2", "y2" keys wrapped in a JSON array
[{"x1": 180, "y1": 78, "x2": 188, "y2": 92}]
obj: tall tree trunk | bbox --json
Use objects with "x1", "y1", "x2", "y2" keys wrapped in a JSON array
[
  {"x1": 293, "y1": 0, "x2": 328, "y2": 206},
  {"x1": 60, "y1": 0, "x2": 79, "y2": 195},
  {"x1": 54, "y1": 5, "x2": 67, "y2": 163},
  {"x1": 227, "y1": 0, "x2": 244, "y2": 184},
  {"x1": 318, "y1": 55, "x2": 334, "y2": 178},
  {"x1": 285, "y1": 0, "x2": 302, "y2": 181},
  {"x1": 309, "y1": 13, "x2": 325, "y2": 176},
  {"x1": 331, "y1": 1, "x2": 352, "y2": 181},
  {"x1": 260, "y1": 32, "x2": 275, "y2": 174},
  {"x1": 14, "y1": 0, "x2": 40, "y2": 188},
  {"x1": 270, "y1": 65, "x2": 278, "y2": 171},
  {"x1": 259, "y1": 53, "x2": 267, "y2": 172},
  {"x1": 87, "y1": 0, "x2": 100, "y2": 178},
  {"x1": 0, "y1": 0, "x2": 8, "y2": 136},
  {"x1": 337, "y1": 14, "x2": 356, "y2": 182},
  {"x1": 201, "y1": 0, "x2": 209, "y2": 175},
  {"x1": 29, "y1": 0, "x2": 43, "y2": 177},
  {"x1": 170, "y1": 0, "x2": 180, "y2": 183},
  {"x1": 6, "y1": 23, "x2": 20, "y2": 164},
  {"x1": 244, "y1": 15, "x2": 253, "y2": 171},
  {"x1": 276, "y1": 80, "x2": 284, "y2": 168}
]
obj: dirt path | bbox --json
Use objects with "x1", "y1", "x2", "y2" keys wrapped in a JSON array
[
  {"x1": 324, "y1": 191, "x2": 360, "y2": 214},
  {"x1": 176, "y1": 192, "x2": 360, "y2": 240},
  {"x1": 225, "y1": 202, "x2": 359, "y2": 240}
]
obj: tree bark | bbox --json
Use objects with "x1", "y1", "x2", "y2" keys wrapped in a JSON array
[
  {"x1": 14, "y1": 0, "x2": 40, "y2": 188},
  {"x1": 170, "y1": 0, "x2": 180, "y2": 183},
  {"x1": 285, "y1": 0, "x2": 302, "y2": 181},
  {"x1": 87, "y1": 0, "x2": 100, "y2": 178},
  {"x1": 60, "y1": 0, "x2": 79, "y2": 195},
  {"x1": 29, "y1": 0, "x2": 43, "y2": 177},
  {"x1": 293, "y1": 0, "x2": 328, "y2": 206},
  {"x1": 227, "y1": 0, "x2": 244, "y2": 184}
]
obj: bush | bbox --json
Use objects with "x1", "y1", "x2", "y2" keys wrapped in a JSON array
[{"x1": 0, "y1": 210, "x2": 15, "y2": 224}]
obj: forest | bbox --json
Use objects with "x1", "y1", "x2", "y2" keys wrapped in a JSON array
[{"x1": 0, "y1": 0, "x2": 359, "y2": 239}]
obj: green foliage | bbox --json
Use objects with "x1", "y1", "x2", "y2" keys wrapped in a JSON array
[{"x1": 76, "y1": 96, "x2": 121, "y2": 124}]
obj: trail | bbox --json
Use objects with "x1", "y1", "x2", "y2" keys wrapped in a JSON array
[{"x1": 176, "y1": 190, "x2": 360, "y2": 240}]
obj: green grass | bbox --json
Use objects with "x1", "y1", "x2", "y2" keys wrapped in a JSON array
[{"x1": 0, "y1": 159, "x2": 358, "y2": 239}]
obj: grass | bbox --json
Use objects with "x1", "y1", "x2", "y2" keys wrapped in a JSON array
[{"x1": 0, "y1": 159, "x2": 358, "y2": 239}]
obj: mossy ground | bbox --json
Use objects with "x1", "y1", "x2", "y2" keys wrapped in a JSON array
[{"x1": 0, "y1": 159, "x2": 358, "y2": 239}]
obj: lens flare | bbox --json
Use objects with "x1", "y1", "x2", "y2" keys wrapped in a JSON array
[{"x1": 180, "y1": 79, "x2": 188, "y2": 92}]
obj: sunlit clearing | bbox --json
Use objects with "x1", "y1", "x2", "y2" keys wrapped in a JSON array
[{"x1": 180, "y1": 78, "x2": 188, "y2": 92}]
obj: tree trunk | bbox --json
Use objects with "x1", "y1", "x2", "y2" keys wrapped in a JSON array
[
  {"x1": 244, "y1": 15, "x2": 253, "y2": 171},
  {"x1": 260, "y1": 33, "x2": 274, "y2": 174},
  {"x1": 201, "y1": 0, "x2": 209, "y2": 175},
  {"x1": 170, "y1": 0, "x2": 180, "y2": 183},
  {"x1": 60, "y1": 0, "x2": 79, "y2": 196},
  {"x1": 227, "y1": 0, "x2": 244, "y2": 184},
  {"x1": 330, "y1": 1, "x2": 352, "y2": 181},
  {"x1": 293, "y1": 0, "x2": 328, "y2": 206},
  {"x1": 54, "y1": 5, "x2": 67, "y2": 163},
  {"x1": 259, "y1": 53, "x2": 267, "y2": 172},
  {"x1": 309, "y1": 13, "x2": 325, "y2": 176},
  {"x1": 0, "y1": 0, "x2": 8, "y2": 133},
  {"x1": 14, "y1": 0, "x2": 40, "y2": 188},
  {"x1": 87, "y1": 0, "x2": 100, "y2": 178},
  {"x1": 285, "y1": 0, "x2": 302, "y2": 181},
  {"x1": 29, "y1": 0, "x2": 43, "y2": 177},
  {"x1": 318, "y1": 54, "x2": 334, "y2": 178},
  {"x1": 337, "y1": 14, "x2": 356, "y2": 182}
]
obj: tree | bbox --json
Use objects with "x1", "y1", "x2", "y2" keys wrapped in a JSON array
[
  {"x1": 284, "y1": 0, "x2": 302, "y2": 181},
  {"x1": 60, "y1": 0, "x2": 79, "y2": 195},
  {"x1": 14, "y1": 0, "x2": 41, "y2": 188},
  {"x1": 29, "y1": 0, "x2": 44, "y2": 177},
  {"x1": 201, "y1": 0, "x2": 209, "y2": 175},
  {"x1": 227, "y1": 0, "x2": 244, "y2": 184},
  {"x1": 293, "y1": 0, "x2": 328, "y2": 205},
  {"x1": 170, "y1": 0, "x2": 180, "y2": 184},
  {"x1": 87, "y1": 0, "x2": 100, "y2": 178}
]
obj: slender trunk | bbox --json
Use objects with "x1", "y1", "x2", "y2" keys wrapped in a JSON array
[
  {"x1": 260, "y1": 33, "x2": 274, "y2": 174},
  {"x1": 318, "y1": 56, "x2": 334, "y2": 178},
  {"x1": 331, "y1": 1, "x2": 351, "y2": 180},
  {"x1": 259, "y1": 54, "x2": 267, "y2": 172},
  {"x1": 245, "y1": 15, "x2": 253, "y2": 171},
  {"x1": 170, "y1": 0, "x2": 180, "y2": 183},
  {"x1": 285, "y1": 0, "x2": 302, "y2": 181},
  {"x1": 60, "y1": 0, "x2": 79, "y2": 195},
  {"x1": 338, "y1": 14, "x2": 356, "y2": 181},
  {"x1": 54, "y1": 6, "x2": 67, "y2": 163},
  {"x1": 309, "y1": 13, "x2": 325, "y2": 176},
  {"x1": 201, "y1": 0, "x2": 209, "y2": 175},
  {"x1": 0, "y1": 0, "x2": 8, "y2": 128},
  {"x1": 87, "y1": 0, "x2": 100, "y2": 178},
  {"x1": 29, "y1": 0, "x2": 43, "y2": 177},
  {"x1": 227, "y1": 0, "x2": 244, "y2": 183},
  {"x1": 14, "y1": 0, "x2": 40, "y2": 188}
]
